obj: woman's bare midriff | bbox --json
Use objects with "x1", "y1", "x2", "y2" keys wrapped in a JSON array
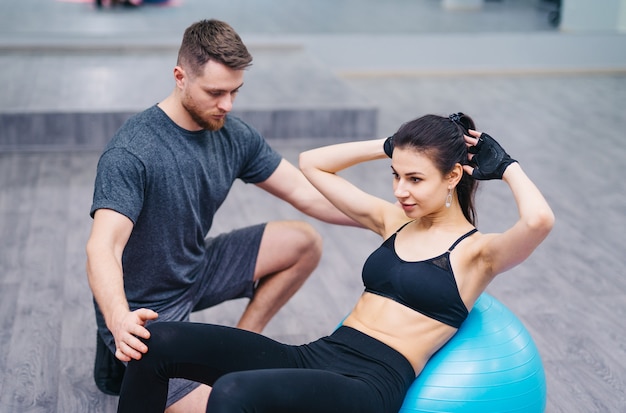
[{"x1": 342, "y1": 292, "x2": 459, "y2": 376}]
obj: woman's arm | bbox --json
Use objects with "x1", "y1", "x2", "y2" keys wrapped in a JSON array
[
  {"x1": 256, "y1": 159, "x2": 362, "y2": 227},
  {"x1": 299, "y1": 138, "x2": 407, "y2": 236},
  {"x1": 463, "y1": 132, "x2": 555, "y2": 278}
]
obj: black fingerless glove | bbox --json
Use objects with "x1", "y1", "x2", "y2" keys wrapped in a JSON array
[
  {"x1": 469, "y1": 133, "x2": 517, "y2": 180},
  {"x1": 383, "y1": 136, "x2": 394, "y2": 158}
]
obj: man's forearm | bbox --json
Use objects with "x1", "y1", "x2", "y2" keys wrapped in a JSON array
[{"x1": 86, "y1": 252, "x2": 129, "y2": 331}]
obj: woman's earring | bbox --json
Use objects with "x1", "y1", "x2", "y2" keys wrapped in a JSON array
[{"x1": 445, "y1": 188, "x2": 453, "y2": 208}]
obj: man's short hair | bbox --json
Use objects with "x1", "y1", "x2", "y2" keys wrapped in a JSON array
[{"x1": 177, "y1": 19, "x2": 253, "y2": 76}]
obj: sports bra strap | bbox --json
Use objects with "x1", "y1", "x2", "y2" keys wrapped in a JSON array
[
  {"x1": 394, "y1": 220, "x2": 414, "y2": 233},
  {"x1": 448, "y1": 228, "x2": 478, "y2": 251}
]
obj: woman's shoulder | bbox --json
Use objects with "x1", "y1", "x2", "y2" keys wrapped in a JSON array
[{"x1": 381, "y1": 216, "x2": 414, "y2": 240}]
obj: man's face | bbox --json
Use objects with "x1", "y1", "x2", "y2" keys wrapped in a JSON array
[{"x1": 178, "y1": 60, "x2": 244, "y2": 131}]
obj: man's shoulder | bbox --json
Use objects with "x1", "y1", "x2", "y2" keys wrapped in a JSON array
[
  {"x1": 106, "y1": 106, "x2": 164, "y2": 149},
  {"x1": 121, "y1": 105, "x2": 164, "y2": 133}
]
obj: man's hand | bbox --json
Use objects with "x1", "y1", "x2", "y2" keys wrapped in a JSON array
[{"x1": 110, "y1": 308, "x2": 158, "y2": 362}]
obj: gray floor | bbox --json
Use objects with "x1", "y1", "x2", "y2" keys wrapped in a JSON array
[{"x1": 1, "y1": 0, "x2": 626, "y2": 412}]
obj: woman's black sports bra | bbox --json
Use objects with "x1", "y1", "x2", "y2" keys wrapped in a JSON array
[{"x1": 362, "y1": 222, "x2": 477, "y2": 328}]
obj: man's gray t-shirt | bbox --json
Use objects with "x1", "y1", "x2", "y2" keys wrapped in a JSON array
[{"x1": 90, "y1": 105, "x2": 282, "y2": 307}]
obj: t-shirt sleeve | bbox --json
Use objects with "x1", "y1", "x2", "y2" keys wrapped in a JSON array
[
  {"x1": 89, "y1": 147, "x2": 146, "y2": 223},
  {"x1": 236, "y1": 122, "x2": 283, "y2": 184}
]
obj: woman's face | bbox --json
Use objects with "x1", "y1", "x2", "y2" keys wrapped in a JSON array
[{"x1": 391, "y1": 147, "x2": 450, "y2": 218}]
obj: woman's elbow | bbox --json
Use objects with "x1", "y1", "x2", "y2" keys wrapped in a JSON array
[
  {"x1": 528, "y1": 207, "x2": 555, "y2": 238},
  {"x1": 298, "y1": 150, "x2": 309, "y2": 165},
  {"x1": 298, "y1": 152, "x2": 314, "y2": 175}
]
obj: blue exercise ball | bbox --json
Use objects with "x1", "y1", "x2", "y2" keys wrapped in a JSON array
[{"x1": 399, "y1": 293, "x2": 546, "y2": 413}]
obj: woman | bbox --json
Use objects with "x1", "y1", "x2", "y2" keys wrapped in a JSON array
[{"x1": 116, "y1": 113, "x2": 554, "y2": 413}]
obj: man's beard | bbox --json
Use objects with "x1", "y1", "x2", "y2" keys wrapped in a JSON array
[{"x1": 182, "y1": 97, "x2": 225, "y2": 131}]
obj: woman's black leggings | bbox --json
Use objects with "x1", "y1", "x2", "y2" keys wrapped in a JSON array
[{"x1": 117, "y1": 323, "x2": 415, "y2": 413}]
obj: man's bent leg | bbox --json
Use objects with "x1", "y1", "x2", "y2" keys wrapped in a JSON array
[{"x1": 237, "y1": 220, "x2": 322, "y2": 332}]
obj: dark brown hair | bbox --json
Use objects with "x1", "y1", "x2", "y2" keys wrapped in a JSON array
[
  {"x1": 392, "y1": 114, "x2": 479, "y2": 225},
  {"x1": 177, "y1": 19, "x2": 253, "y2": 77}
]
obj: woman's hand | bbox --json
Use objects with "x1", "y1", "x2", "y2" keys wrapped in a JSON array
[{"x1": 463, "y1": 130, "x2": 517, "y2": 180}]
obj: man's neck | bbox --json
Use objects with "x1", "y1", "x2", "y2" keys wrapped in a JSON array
[{"x1": 157, "y1": 92, "x2": 202, "y2": 131}]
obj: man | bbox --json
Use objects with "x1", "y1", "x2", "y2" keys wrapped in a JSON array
[{"x1": 86, "y1": 19, "x2": 358, "y2": 413}]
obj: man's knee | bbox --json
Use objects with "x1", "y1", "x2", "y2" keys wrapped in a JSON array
[
  {"x1": 282, "y1": 221, "x2": 323, "y2": 277},
  {"x1": 276, "y1": 220, "x2": 322, "y2": 257},
  {"x1": 261, "y1": 221, "x2": 323, "y2": 267},
  {"x1": 293, "y1": 221, "x2": 322, "y2": 257}
]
